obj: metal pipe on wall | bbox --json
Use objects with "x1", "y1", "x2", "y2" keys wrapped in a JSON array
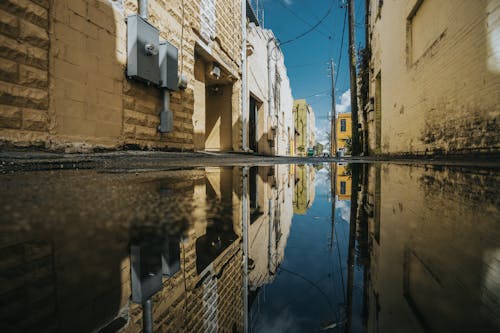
[
  {"x1": 139, "y1": 0, "x2": 148, "y2": 19},
  {"x1": 143, "y1": 299, "x2": 153, "y2": 333},
  {"x1": 241, "y1": 0, "x2": 248, "y2": 151},
  {"x1": 267, "y1": 37, "x2": 274, "y2": 154},
  {"x1": 242, "y1": 167, "x2": 249, "y2": 333},
  {"x1": 158, "y1": 89, "x2": 173, "y2": 133}
]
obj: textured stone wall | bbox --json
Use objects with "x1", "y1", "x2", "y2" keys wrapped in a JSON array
[
  {"x1": 0, "y1": 0, "x2": 242, "y2": 151},
  {"x1": 0, "y1": 0, "x2": 50, "y2": 146},
  {"x1": 367, "y1": 0, "x2": 500, "y2": 155}
]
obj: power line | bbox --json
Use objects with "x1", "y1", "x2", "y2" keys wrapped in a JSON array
[
  {"x1": 298, "y1": 89, "x2": 330, "y2": 99},
  {"x1": 335, "y1": 8, "x2": 348, "y2": 84},
  {"x1": 277, "y1": 0, "x2": 332, "y2": 40},
  {"x1": 287, "y1": 61, "x2": 328, "y2": 69},
  {"x1": 280, "y1": 0, "x2": 336, "y2": 46}
]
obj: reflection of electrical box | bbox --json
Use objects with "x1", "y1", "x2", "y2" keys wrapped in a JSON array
[
  {"x1": 130, "y1": 244, "x2": 163, "y2": 304},
  {"x1": 127, "y1": 15, "x2": 160, "y2": 85},
  {"x1": 159, "y1": 41, "x2": 179, "y2": 91},
  {"x1": 161, "y1": 236, "x2": 180, "y2": 276}
]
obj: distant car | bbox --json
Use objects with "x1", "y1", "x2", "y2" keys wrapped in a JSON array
[
  {"x1": 307, "y1": 148, "x2": 314, "y2": 157},
  {"x1": 322, "y1": 150, "x2": 330, "y2": 157}
]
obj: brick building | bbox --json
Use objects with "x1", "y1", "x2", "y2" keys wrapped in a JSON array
[
  {"x1": 0, "y1": 0, "x2": 244, "y2": 152},
  {"x1": 292, "y1": 99, "x2": 315, "y2": 156},
  {"x1": 363, "y1": 0, "x2": 500, "y2": 156}
]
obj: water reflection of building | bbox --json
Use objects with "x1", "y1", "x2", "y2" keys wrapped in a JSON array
[
  {"x1": 356, "y1": 164, "x2": 500, "y2": 332},
  {"x1": 0, "y1": 168, "x2": 245, "y2": 333},
  {"x1": 336, "y1": 163, "x2": 352, "y2": 201},
  {"x1": 126, "y1": 167, "x2": 244, "y2": 333},
  {"x1": 293, "y1": 165, "x2": 316, "y2": 214},
  {"x1": 247, "y1": 165, "x2": 294, "y2": 290}
]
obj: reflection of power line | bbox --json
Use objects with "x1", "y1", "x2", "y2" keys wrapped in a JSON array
[
  {"x1": 334, "y1": 219, "x2": 347, "y2": 301},
  {"x1": 278, "y1": 266, "x2": 336, "y2": 312}
]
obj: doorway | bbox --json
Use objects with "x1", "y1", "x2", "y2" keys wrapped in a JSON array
[{"x1": 249, "y1": 96, "x2": 259, "y2": 152}]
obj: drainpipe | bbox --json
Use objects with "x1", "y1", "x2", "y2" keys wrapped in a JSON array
[
  {"x1": 139, "y1": 0, "x2": 148, "y2": 19},
  {"x1": 242, "y1": 167, "x2": 249, "y2": 333},
  {"x1": 143, "y1": 299, "x2": 153, "y2": 333},
  {"x1": 241, "y1": 0, "x2": 248, "y2": 151},
  {"x1": 158, "y1": 90, "x2": 172, "y2": 133},
  {"x1": 267, "y1": 37, "x2": 274, "y2": 155}
]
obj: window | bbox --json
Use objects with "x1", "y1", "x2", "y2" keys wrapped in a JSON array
[
  {"x1": 408, "y1": 0, "x2": 449, "y2": 64},
  {"x1": 340, "y1": 119, "x2": 347, "y2": 132},
  {"x1": 340, "y1": 181, "x2": 346, "y2": 195}
]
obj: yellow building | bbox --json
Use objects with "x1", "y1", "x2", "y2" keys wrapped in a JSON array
[
  {"x1": 336, "y1": 113, "x2": 352, "y2": 155},
  {"x1": 335, "y1": 164, "x2": 352, "y2": 201},
  {"x1": 293, "y1": 100, "x2": 315, "y2": 156},
  {"x1": 293, "y1": 165, "x2": 316, "y2": 214}
]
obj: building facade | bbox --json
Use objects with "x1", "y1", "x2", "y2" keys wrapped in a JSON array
[
  {"x1": 293, "y1": 164, "x2": 316, "y2": 214},
  {"x1": 336, "y1": 113, "x2": 352, "y2": 155},
  {"x1": 247, "y1": 165, "x2": 293, "y2": 290},
  {"x1": 293, "y1": 99, "x2": 315, "y2": 156},
  {"x1": 363, "y1": 0, "x2": 500, "y2": 156},
  {"x1": 0, "y1": 0, "x2": 243, "y2": 152},
  {"x1": 246, "y1": 18, "x2": 294, "y2": 156}
]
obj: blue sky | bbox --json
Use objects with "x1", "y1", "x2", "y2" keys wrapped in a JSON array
[{"x1": 254, "y1": 0, "x2": 366, "y2": 144}]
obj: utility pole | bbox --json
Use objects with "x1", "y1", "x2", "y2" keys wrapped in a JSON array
[
  {"x1": 347, "y1": 0, "x2": 360, "y2": 155},
  {"x1": 330, "y1": 59, "x2": 337, "y2": 157},
  {"x1": 330, "y1": 162, "x2": 337, "y2": 251}
]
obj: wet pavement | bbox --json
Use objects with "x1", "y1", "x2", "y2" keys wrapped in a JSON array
[{"x1": 0, "y1": 162, "x2": 499, "y2": 332}]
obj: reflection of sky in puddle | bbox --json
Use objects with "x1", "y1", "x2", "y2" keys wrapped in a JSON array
[
  {"x1": 250, "y1": 165, "x2": 351, "y2": 333},
  {"x1": 1, "y1": 163, "x2": 499, "y2": 332}
]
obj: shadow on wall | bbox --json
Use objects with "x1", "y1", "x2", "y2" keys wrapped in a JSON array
[
  {"x1": 51, "y1": 0, "x2": 124, "y2": 146},
  {"x1": 52, "y1": 0, "x2": 190, "y2": 150}
]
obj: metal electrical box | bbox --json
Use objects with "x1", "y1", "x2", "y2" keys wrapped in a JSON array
[
  {"x1": 127, "y1": 15, "x2": 160, "y2": 85},
  {"x1": 159, "y1": 40, "x2": 179, "y2": 91}
]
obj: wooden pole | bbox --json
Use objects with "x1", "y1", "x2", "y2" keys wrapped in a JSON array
[
  {"x1": 330, "y1": 59, "x2": 337, "y2": 156},
  {"x1": 347, "y1": 0, "x2": 360, "y2": 155}
]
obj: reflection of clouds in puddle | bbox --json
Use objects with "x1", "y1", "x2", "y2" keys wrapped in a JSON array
[
  {"x1": 254, "y1": 307, "x2": 302, "y2": 333},
  {"x1": 315, "y1": 168, "x2": 330, "y2": 188},
  {"x1": 335, "y1": 199, "x2": 351, "y2": 223}
]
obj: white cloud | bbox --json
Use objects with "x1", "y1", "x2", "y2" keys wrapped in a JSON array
[
  {"x1": 336, "y1": 89, "x2": 351, "y2": 114},
  {"x1": 315, "y1": 167, "x2": 329, "y2": 186},
  {"x1": 315, "y1": 120, "x2": 330, "y2": 146},
  {"x1": 336, "y1": 199, "x2": 351, "y2": 223}
]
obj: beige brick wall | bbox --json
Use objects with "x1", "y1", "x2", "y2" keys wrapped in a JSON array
[
  {"x1": 367, "y1": 0, "x2": 500, "y2": 155},
  {"x1": 0, "y1": 0, "x2": 242, "y2": 151},
  {"x1": 0, "y1": 0, "x2": 50, "y2": 146}
]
